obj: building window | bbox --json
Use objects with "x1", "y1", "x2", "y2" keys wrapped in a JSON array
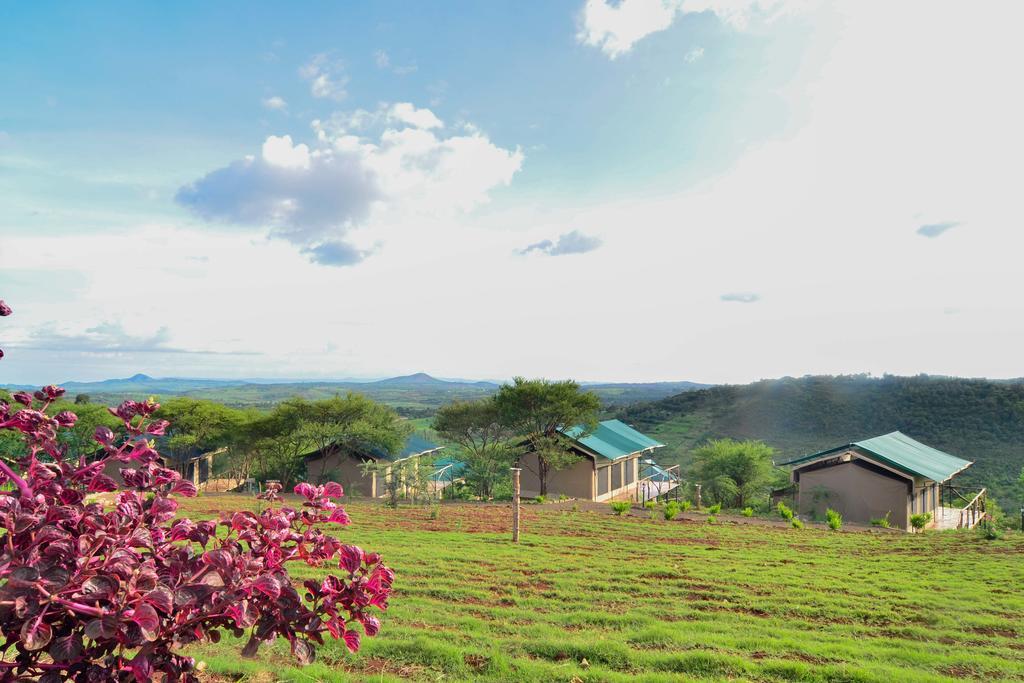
[
  {"x1": 612, "y1": 461, "x2": 623, "y2": 490},
  {"x1": 598, "y1": 466, "x2": 609, "y2": 495},
  {"x1": 625, "y1": 458, "x2": 635, "y2": 485}
]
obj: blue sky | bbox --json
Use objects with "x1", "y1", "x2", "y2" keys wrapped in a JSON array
[{"x1": 1, "y1": 1, "x2": 1022, "y2": 384}]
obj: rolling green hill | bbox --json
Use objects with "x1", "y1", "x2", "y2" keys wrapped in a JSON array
[
  {"x1": 619, "y1": 375, "x2": 1024, "y2": 506},
  {"x1": 3, "y1": 373, "x2": 707, "y2": 414}
]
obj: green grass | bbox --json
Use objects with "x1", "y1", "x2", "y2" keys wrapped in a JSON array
[{"x1": 180, "y1": 495, "x2": 1024, "y2": 682}]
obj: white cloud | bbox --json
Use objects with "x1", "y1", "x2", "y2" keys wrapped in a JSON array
[
  {"x1": 721, "y1": 292, "x2": 759, "y2": 303},
  {"x1": 176, "y1": 105, "x2": 522, "y2": 266},
  {"x1": 917, "y1": 221, "x2": 959, "y2": 239},
  {"x1": 388, "y1": 102, "x2": 443, "y2": 130},
  {"x1": 577, "y1": 0, "x2": 803, "y2": 58},
  {"x1": 684, "y1": 46, "x2": 705, "y2": 63},
  {"x1": 373, "y1": 49, "x2": 418, "y2": 75},
  {"x1": 578, "y1": 0, "x2": 681, "y2": 59},
  {"x1": 262, "y1": 95, "x2": 287, "y2": 111},
  {"x1": 521, "y1": 230, "x2": 603, "y2": 256},
  {"x1": 299, "y1": 53, "x2": 348, "y2": 100},
  {"x1": 261, "y1": 135, "x2": 310, "y2": 170}
]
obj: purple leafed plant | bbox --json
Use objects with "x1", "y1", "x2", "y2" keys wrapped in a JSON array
[{"x1": 0, "y1": 300, "x2": 393, "y2": 682}]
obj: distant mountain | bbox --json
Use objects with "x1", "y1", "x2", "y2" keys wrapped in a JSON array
[
  {"x1": 3, "y1": 372, "x2": 707, "y2": 412},
  {"x1": 618, "y1": 374, "x2": 1024, "y2": 506},
  {"x1": 369, "y1": 373, "x2": 453, "y2": 386}
]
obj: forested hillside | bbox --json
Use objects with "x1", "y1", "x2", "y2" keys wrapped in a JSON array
[{"x1": 619, "y1": 375, "x2": 1024, "y2": 505}]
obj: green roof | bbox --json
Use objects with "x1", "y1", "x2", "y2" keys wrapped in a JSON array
[
  {"x1": 780, "y1": 431, "x2": 972, "y2": 483},
  {"x1": 559, "y1": 419, "x2": 664, "y2": 461}
]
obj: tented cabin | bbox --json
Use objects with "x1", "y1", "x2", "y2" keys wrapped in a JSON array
[
  {"x1": 519, "y1": 419, "x2": 665, "y2": 501},
  {"x1": 780, "y1": 431, "x2": 979, "y2": 531},
  {"x1": 304, "y1": 434, "x2": 443, "y2": 498}
]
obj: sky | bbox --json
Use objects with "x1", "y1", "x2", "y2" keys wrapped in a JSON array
[{"x1": 1, "y1": 1, "x2": 1023, "y2": 385}]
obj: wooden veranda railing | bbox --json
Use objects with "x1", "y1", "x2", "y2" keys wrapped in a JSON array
[
  {"x1": 957, "y1": 488, "x2": 987, "y2": 529},
  {"x1": 632, "y1": 464, "x2": 682, "y2": 506}
]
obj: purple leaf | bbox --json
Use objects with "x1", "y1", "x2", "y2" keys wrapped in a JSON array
[
  {"x1": 21, "y1": 621, "x2": 53, "y2": 651},
  {"x1": 251, "y1": 574, "x2": 281, "y2": 599},
  {"x1": 342, "y1": 629, "x2": 361, "y2": 653},
  {"x1": 339, "y1": 545, "x2": 363, "y2": 574},
  {"x1": 48, "y1": 633, "x2": 83, "y2": 662},
  {"x1": 293, "y1": 482, "x2": 317, "y2": 500},
  {"x1": 129, "y1": 604, "x2": 160, "y2": 640}
]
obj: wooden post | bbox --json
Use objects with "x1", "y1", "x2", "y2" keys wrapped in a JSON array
[
  {"x1": 695, "y1": 483, "x2": 702, "y2": 510},
  {"x1": 510, "y1": 467, "x2": 521, "y2": 543}
]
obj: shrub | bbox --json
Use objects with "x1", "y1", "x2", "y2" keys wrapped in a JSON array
[
  {"x1": 707, "y1": 503, "x2": 722, "y2": 515},
  {"x1": 558, "y1": 494, "x2": 569, "y2": 501},
  {"x1": 664, "y1": 501, "x2": 681, "y2": 521},
  {"x1": 776, "y1": 502, "x2": 794, "y2": 521},
  {"x1": 741, "y1": 507, "x2": 754, "y2": 518},
  {"x1": 534, "y1": 495, "x2": 547, "y2": 504},
  {"x1": 429, "y1": 505, "x2": 440, "y2": 520},
  {"x1": 0, "y1": 300, "x2": 393, "y2": 681},
  {"x1": 826, "y1": 508, "x2": 842, "y2": 531},
  {"x1": 610, "y1": 501, "x2": 631, "y2": 516},
  {"x1": 680, "y1": 500, "x2": 692, "y2": 512},
  {"x1": 791, "y1": 518, "x2": 804, "y2": 530},
  {"x1": 644, "y1": 500, "x2": 656, "y2": 509},
  {"x1": 910, "y1": 512, "x2": 932, "y2": 533},
  {"x1": 706, "y1": 515, "x2": 717, "y2": 524},
  {"x1": 870, "y1": 512, "x2": 892, "y2": 528},
  {"x1": 976, "y1": 517, "x2": 1002, "y2": 540}
]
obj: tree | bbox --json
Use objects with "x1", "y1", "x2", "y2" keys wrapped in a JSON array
[
  {"x1": 493, "y1": 377, "x2": 600, "y2": 496},
  {"x1": 74, "y1": 393, "x2": 91, "y2": 404},
  {"x1": 690, "y1": 439, "x2": 777, "y2": 508},
  {"x1": 155, "y1": 397, "x2": 246, "y2": 462},
  {"x1": 433, "y1": 399, "x2": 514, "y2": 499},
  {"x1": 231, "y1": 395, "x2": 410, "y2": 487},
  {"x1": 55, "y1": 401, "x2": 122, "y2": 460}
]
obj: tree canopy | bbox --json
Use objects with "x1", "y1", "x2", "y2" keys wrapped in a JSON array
[
  {"x1": 493, "y1": 377, "x2": 600, "y2": 496},
  {"x1": 689, "y1": 438, "x2": 779, "y2": 508}
]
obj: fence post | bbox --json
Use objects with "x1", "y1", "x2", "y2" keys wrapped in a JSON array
[
  {"x1": 510, "y1": 467, "x2": 521, "y2": 543},
  {"x1": 695, "y1": 483, "x2": 702, "y2": 510}
]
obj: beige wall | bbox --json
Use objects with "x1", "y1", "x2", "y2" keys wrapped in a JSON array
[
  {"x1": 519, "y1": 451, "x2": 595, "y2": 499},
  {"x1": 306, "y1": 452, "x2": 375, "y2": 497},
  {"x1": 798, "y1": 460, "x2": 910, "y2": 530}
]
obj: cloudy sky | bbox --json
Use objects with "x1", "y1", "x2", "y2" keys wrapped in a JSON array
[{"x1": 1, "y1": 1, "x2": 1022, "y2": 385}]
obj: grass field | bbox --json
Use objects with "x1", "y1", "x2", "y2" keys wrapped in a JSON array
[{"x1": 180, "y1": 495, "x2": 1024, "y2": 683}]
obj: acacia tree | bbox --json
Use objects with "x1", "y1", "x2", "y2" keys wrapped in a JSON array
[
  {"x1": 433, "y1": 399, "x2": 513, "y2": 499},
  {"x1": 156, "y1": 397, "x2": 246, "y2": 463},
  {"x1": 690, "y1": 438, "x2": 778, "y2": 508},
  {"x1": 493, "y1": 377, "x2": 600, "y2": 496},
  {"x1": 0, "y1": 300, "x2": 393, "y2": 681}
]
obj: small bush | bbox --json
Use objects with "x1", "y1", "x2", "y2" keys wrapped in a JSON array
[
  {"x1": 664, "y1": 501, "x2": 681, "y2": 521},
  {"x1": 910, "y1": 512, "x2": 932, "y2": 533},
  {"x1": 976, "y1": 517, "x2": 1002, "y2": 540},
  {"x1": 534, "y1": 495, "x2": 547, "y2": 504},
  {"x1": 791, "y1": 518, "x2": 804, "y2": 530},
  {"x1": 777, "y1": 502, "x2": 794, "y2": 521},
  {"x1": 741, "y1": 507, "x2": 754, "y2": 518},
  {"x1": 610, "y1": 501, "x2": 631, "y2": 516},
  {"x1": 707, "y1": 503, "x2": 722, "y2": 515},
  {"x1": 706, "y1": 515, "x2": 717, "y2": 524},
  {"x1": 826, "y1": 508, "x2": 842, "y2": 531},
  {"x1": 870, "y1": 512, "x2": 892, "y2": 528},
  {"x1": 429, "y1": 505, "x2": 440, "y2": 520},
  {"x1": 681, "y1": 500, "x2": 692, "y2": 511},
  {"x1": 558, "y1": 494, "x2": 569, "y2": 501},
  {"x1": 644, "y1": 500, "x2": 656, "y2": 509}
]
